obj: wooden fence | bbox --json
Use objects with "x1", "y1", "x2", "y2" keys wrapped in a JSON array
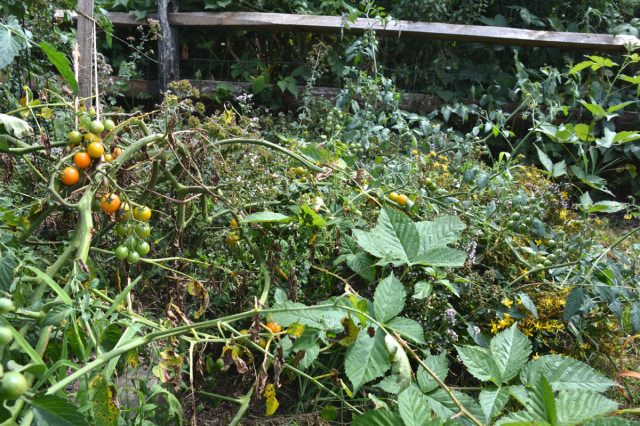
[{"x1": 58, "y1": 4, "x2": 640, "y2": 120}]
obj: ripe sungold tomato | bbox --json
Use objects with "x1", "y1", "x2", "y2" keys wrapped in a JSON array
[
  {"x1": 266, "y1": 322, "x2": 281, "y2": 334},
  {"x1": 388, "y1": 192, "x2": 399, "y2": 202},
  {"x1": 73, "y1": 152, "x2": 91, "y2": 169},
  {"x1": 100, "y1": 193, "x2": 121, "y2": 213},
  {"x1": 112, "y1": 147, "x2": 122, "y2": 158},
  {"x1": 84, "y1": 132, "x2": 100, "y2": 144},
  {"x1": 68, "y1": 130, "x2": 82, "y2": 145},
  {"x1": 133, "y1": 206, "x2": 151, "y2": 222},
  {"x1": 60, "y1": 167, "x2": 79, "y2": 185},
  {"x1": 87, "y1": 142, "x2": 104, "y2": 159},
  {"x1": 104, "y1": 153, "x2": 114, "y2": 162},
  {"x1": 258, "y1": 337, "x2": 267, "y2": 349},
  {"x1": 396, "y1": 194, "x2": 408, "y2": 207},
  {"x1": 230, "y1": 219, "x2": 239, "y2": 231}
]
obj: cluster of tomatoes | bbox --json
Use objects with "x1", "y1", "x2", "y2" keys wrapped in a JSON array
[
  {"x1": 388, "y1": 191, "x2": 409, "y2": 207},
  {"x1": 290, "y1": 166, "x2": 307, "y2": 183},
  {"x1": 97, "y1": 193, "x2": 153, "y2": 264},
  {"x1": 59, "y1": 119, "x2": 121, "y2": 186},
  {"x1": 226, "y1": 218, "x2": 241, "y2": 246}
]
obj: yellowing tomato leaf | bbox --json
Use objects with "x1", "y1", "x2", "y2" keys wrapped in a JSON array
[{"x1": 264, "y1": 384, "x2": 279, "y2": 416}]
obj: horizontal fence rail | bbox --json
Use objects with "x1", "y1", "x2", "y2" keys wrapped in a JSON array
[{"x1": 55, "y1": 10, "x2": 639, "y2": 51}]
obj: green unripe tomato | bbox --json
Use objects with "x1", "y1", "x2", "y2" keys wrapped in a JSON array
[
  {"x1": 214, "y1": 358, "x2": 224, "y2": 371},
  {"x1": 547, "y1": 239, "x2": 557, "y2": 248},
  {"x1": 547, "y1": 254, "x2": 557, "y2": 262},
  {"x1": 0, "y1": 371, "x2": 27, "y2": 400},
  {"x1": 89, "y1": 120, "x2": 104, "y2": 134},
  {"x1": 510, "y1": 212, "x2": 521, "y2": 221},
  {"x1": 127, "y1": 251, "x2": 140, "y2": 264},
  {"x1": 68, "y1": 130, "x2": 83, "y2": 145},
  {"x1": 116, "y1": 222, "x2": 132, "y2": 237},
  {"x1": 102, "y1": 119, "x2": 115, "y2": 132},
  {"x1": 0, "y1": 299, "x2": 14, "y2": 315},
  {"x1": 124, "y1": 236, "x2": 138, "y2": 250},
  {"x1": 115, "y1": 246, "x2": 129, "y2": 260},
  {"x1": 524, "y1": 217, "x2": 533, "y2": 226},
  {"x1": 135, "y1": 223, "x2": 151, "y2": 238},
  {"x1": 0, "y1": 328, "x2": 12, "y2": 345},
  {"x1": 136, "y1": 241, "x2": 150, "y2": 256}
]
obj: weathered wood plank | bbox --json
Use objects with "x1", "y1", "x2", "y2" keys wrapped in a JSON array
[
  {"x1": 55, "y1": 10, "x2": 639, "y2": 50},
  {"x1": 158, "y1": 0, "x2": 179, "y2": 94},
  {"x1": 76, "y1": 0, "x2": 94, "y2": 108}
]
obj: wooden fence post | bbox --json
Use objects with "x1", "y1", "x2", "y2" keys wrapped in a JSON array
[
  {"x1": 76, "y1": 0, "x2": 94, "y2": 109},
  {"x1": 158, "y1": 0, "x2": 179, "y2": 94}
]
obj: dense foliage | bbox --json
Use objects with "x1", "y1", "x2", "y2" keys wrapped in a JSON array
[{"x1": 1, "y1": 0, "x2": 640, "y2": 424}]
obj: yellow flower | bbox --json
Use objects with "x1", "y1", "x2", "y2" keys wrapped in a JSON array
[
  {"x1": 561, "y1": 191, "x2": 568, "y2": 199},
  {"x1": 532, "y1": 352, "x2": 541, "y2": 359},
  {"x1": 535, "y1": 239, "x2": 542, "y2": 246},
  {"x1": 559, "y1": 209, "x2": 568, "y2": 219},
  {"x1": 491, "y1": 321, "x2": 499, "y2": 334},
  {"x1": 502, "y1": 297, "x2": 513, "y2": 308}
]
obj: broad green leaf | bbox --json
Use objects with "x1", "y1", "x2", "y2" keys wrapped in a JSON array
[
  {"x1": 455, "y1": 345, "x2": 501, "y2": 383},
  {"x1": 412, "y1": 247, "x2": 467, "y2": 267},
  {"x1": 352, "y1": 409, "x2": 404, "y2": 426},
  {"x1": 613, "y1": 131, "x2": 640, "y2": 144},
  {"x1": 99, "y1": 324, "x2": 123, "y2": 353},
  {"x1": 413, "y1": 281, "x2": 432, "y2": 299},
  {"x1": 242, "y1": 211, "x2": 293, "y2": 223},
  {"x1": 398, "y1": 386, "x2": 433, "y2": 426},
  {"x1": 377, "y1": 207, "x2": 420, "y2": 262},
  {"x1": 556, "y1": 390, "x2": 618, "y2": 425},
  {"x1": 583, "y1": 418, "x2": 640, "y2": 425},
  {"x1": 527, "y1": 376, "x2": 557, "y2": 425},
  {"x1": 535, "y1": 145, "x2": 553, "y2": 173},
  {"x1": 417, "y1": 352, "x2": 448, "y2": 393},
  {"x1": 89, "y1": 374, "x2": 119, "y2": 426},
  {"x1": 251, "y1": 75, "x2": 266, "y2": 93},
  {"x1": 43, "y1": 305, "x2": 74, "y2": 327},
  {"x1": 479, "y1": 386, "x2": 510, "y2": 421},
  {"x1": 607, "y1": 101, "x2": 636, "y2": 114},
  {"x1": 587, "y1": 55, "x2": 617, "y2": 68},
  {"x1": 0, "y1": 114, "x2": 32, "y2": 138},
  {"x1": 490, "y1": 325, "x2": 531, "y2": 382},
  {"x1": 345, "y1": 328, "x2": 391, "y2": 393},
  {"x1": 299, "y1": 204, "x2": 327, "y2": 227},
  {"x1": 32, "y1": 394, "x2": 90, "y2": 426},
  {"x1": 573, "y1": 123, "x2": 593, "y2": 141},
  {"x1": 386, "y1": 316, "x2": 425, "y2": 344},
  {"x1": 347, "y1": 251, "x2": 376, "y2": 282},
  {"x1": 563, "y1": 287, "x2": 592, "y2": 320},
  {"x1": 0, "y1": 250, "x2": 17, "y2": 292},
  {"x1": 552, "y1": 160, "x2": 566, "y2": 177},
  {"x1": 320, "y1": 405, "x2": 338, "y2": 421},
  {"x1": 517, "y1": 293, "x2": 538, "y2": 319},
  {"x1": 520, "y1": 355, "x2": 617, "y2": 392},
  {"x1": 385, "y1": 334, "x2": 412, "y2": 392},
  {"x1": 374, "y1": 274, "x2": 405, "y2": 323},
  {"x1": 588, "y1": 201, "x2": 625, "y2": 213},
  {"x1": 39, "y1": 42, "x2": 78, "y2": 94},
  {"x1": 416, "y1": 215, "x2": 466, "y2": 251},
  {"x1": 426, "y1": 389, "x2": 486, "y2": 426},
  {"x1": 0, "y1": 19, "x2": 25, "y2": 70}
]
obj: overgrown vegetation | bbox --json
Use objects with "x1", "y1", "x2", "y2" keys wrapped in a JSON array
[{"x1": 1, "y1": 1, "x2": 640, "y2": 425}]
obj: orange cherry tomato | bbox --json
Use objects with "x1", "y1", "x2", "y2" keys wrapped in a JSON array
[
  {"x1": 100, "y1": 193, "x2": 121, "y2": 213},
  {"x1": 73, "y1": 152, "x2": 92, "y2": 169},
  {"x1": 60, "y1": 167, "x2": 79, "y2": 185}
]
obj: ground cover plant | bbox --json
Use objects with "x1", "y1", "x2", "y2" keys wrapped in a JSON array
[{"x1": 2, "y1": 2, "x2": 640, "y2": 425}]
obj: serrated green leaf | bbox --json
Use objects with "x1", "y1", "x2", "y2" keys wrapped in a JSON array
[
  {"x1": 299, "y1": 204, "x2": 327, "y2": 227},
  {"x1": 574, "y1": 123, "x2": 593, "y2": 141},
  {"x1": 416, "y1": 215, "x2": 466, "y2": 252},
  {"x1": 413, "y1": 281, "x2": 432, "y2": 299},
  {"x1": 386, "y1": 317, "x2": 425, "y2": 344},
  {"x1": 412, "y1": 246, "x2": 467, "y2": 267},
  {"x1": 556, "y1": 390, "x2": 618, "y2": 425},
  {"x1": 528, "y1": 375, "x2": 557, "y2": 425},
  {"x1": 374, "y1": 274, "x2": 405, "y2": 323},
  {"x1": 417, "y1": 352, "x2": 448, "y2": 393},
  {"x1": 490, "y1": 325, "x2": 531, "y2": 383},
  {"x1": 99, "y1": 324, "x2": 123, "y2": 353},
  {"x1": 455, "y1": 345, "x2": 500, "y2": 382},
  {"x1": 568, "y1": 60, "x2": 594, "y2": 74},
  {"x1": 583, "y1": 418, "x2": 640, "y2": 425},
  {"x1": 242, "y1": 211, "x2": 293, "y2": 223},
  {"x1": 536, "y1": 145, "x2": 553, "y2": 173},
  {"x1": 494, "y1": 411, "x2": 542, "y2": 426},
  {"x1": 479, "y1": 386, "x2": 510, "y2": 421},
  {"x1": 398, "y1": 386, "x2": 433, "y2": 426},
  {"x1": 520, "y1": 355, "x2": 617, "y2": 392},
  {"x1": 32, "y1": 394, "x2": 90, "y2": 426},
  {"x1": 39, "y1": 42, "x2": 78, "y2": 94},
  {"x1": 352, "y1": 409, "x2": 404, "y2": 425},
  {"x1": 345, "y1": 328, "x2": 391, "y2": 393}
]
